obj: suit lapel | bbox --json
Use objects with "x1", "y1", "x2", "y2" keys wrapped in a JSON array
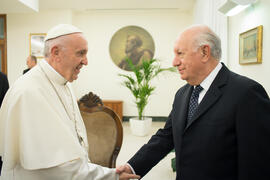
[{"x1": 184, "y1": 64, "x2": 229, "y2": 131}]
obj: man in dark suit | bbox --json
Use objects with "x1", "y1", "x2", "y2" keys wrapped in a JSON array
[
  {"x1": 117, "y1": 25, "x2": 270, "y2": 180},
  {"x1": 0, "y1": 71, "x2": 9, "y2": 175},
  {"x1": 0, "y1": 72, "x2": 9, "y2": 107},
  {"x1": 23, "y1": 55, "x2": 37, "y2": 74}
]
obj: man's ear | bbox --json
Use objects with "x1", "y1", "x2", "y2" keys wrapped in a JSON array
[
  {"x1": 200, "y1": 45, "x2": 210, "y2": 62},
  {"x1": 51, "y1": 46, "x2": 60, "y2": 61}
]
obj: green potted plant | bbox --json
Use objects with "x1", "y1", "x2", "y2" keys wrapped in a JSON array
[{"x1": 119, "y1": 58, "x2": 175, "y2": 136}]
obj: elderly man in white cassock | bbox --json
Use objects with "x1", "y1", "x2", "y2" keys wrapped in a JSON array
[{"x1": 0, "y1": 24, "x2": 140, "y2": 180}]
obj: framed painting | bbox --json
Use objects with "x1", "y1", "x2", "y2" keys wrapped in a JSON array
[
  {"x1": 239, "y1": 25, "x2": 263, "y2": 65},
  {"x1": 29, "y1": 33, "x2": 46, "y2": 58},
  {"x1": 109, "y1": 25, "x2": 155, "y2": 71}
]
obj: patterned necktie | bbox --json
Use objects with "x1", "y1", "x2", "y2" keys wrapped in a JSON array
[{"x1": 187, "y1": 85, "x2": 203, "y2": 124}]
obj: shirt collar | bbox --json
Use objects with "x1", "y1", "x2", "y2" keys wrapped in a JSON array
[
  {"x1": 39, "y1": 60, "x2": 68, "y2": 85},
  {"x1": 200, "y1": 62, "x2": 222, "y2": 92}
]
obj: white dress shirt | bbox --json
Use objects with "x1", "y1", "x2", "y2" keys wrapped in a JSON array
[{"x1": 198, "y1": 63, "x2": 222, "y2": 104}]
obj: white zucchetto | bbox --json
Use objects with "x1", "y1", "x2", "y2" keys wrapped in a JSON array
[{"x1": 44, "y1": 24, "x2": 82, "y2": 41}]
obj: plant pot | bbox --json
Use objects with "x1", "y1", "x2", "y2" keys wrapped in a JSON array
[{"x1": 129, "y1": 117, "x2": 152, "y2": 136}]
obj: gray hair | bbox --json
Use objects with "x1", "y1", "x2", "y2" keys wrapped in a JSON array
[
  {"x1": 43, "y1": 38, "x2": 65, "y2": 58},
  {"x1": 44, "y1": 40, "x2": 50, "y2": 58},
  {"x1": 193, "y1": 30, "x2": 222, "y2": 61}
]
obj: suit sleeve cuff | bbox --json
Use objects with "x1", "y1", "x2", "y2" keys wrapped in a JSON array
[{"x1": 126, "y1": 163, "x2": 136, "y2": 175}]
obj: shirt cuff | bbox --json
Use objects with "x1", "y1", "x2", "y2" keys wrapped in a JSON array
[{"x1": 126, "y1": 163, "x2": 136, "y2": 175}]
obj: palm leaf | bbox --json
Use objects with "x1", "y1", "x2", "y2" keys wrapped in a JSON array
[{"x1": 119, "y1": 58, "x2": 176, "y2": 120}]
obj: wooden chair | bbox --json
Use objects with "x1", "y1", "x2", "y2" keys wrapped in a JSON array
[{"x1": 78, "y1": 92, "x2": 123, "y2": 168}]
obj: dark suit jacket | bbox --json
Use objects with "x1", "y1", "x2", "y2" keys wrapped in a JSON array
[
  {"x1": 0, "y1": 72, "x2": 9, "y2": 175},
  {"x1": 0, "y1": 72, "x2": 9, "y2": 107},
  {"x1": 128, "y1": 64, "x2": 270, "y2": 180},
  {"x1": 23, "y1": 68, "x2": 30, "y2": 74}
]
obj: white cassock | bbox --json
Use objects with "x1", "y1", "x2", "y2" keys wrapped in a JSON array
[{"x1": 0, "y1": 60, "x2": 118, "y2": 180}]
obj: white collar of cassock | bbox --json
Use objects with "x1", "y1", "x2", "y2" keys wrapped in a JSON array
[{"x1": 40, "y1": 60, "x2": 68, "y2": 85}]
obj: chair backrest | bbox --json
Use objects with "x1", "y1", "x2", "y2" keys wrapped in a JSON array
[{"x1": 78, "y1": 92, "x2": 123, "y2": 168}]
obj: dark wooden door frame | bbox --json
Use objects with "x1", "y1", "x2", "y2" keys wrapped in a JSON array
[{"x1": 0, "y1": 14, "x2": 7, "y2": 74}]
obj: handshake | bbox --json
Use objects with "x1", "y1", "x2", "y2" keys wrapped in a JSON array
[{"x1": 116, "y1": 164, "x2": 140, "y2": 180}]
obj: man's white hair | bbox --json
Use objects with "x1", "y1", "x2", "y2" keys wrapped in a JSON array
[
  {"x1": 182, "y1": 24, "x2": 222, "y2": 61},
  {"x1": 194, "y1": 31, "x2": 222, "y2": 60},
  {"x1": 44, "y1": 37, "x2": 65, "y2": 58},
  {"x1": 191, "y1": 25, "x2": 222, "y2": 61}
]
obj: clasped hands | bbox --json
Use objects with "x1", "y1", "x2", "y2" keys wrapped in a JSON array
[{"x1": 116, "y1": 164, "x2": 140, "y2": 180}]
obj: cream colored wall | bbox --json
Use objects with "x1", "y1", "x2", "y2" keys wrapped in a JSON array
[
  {"x1": 228, "y1": 0, "x2": 270, "y2": 95},
  {"x1": 72, "y1": 10, "x2": 192, "y2": 116},
  {"x1": 6, "y1": 9, "x2": 193, "y2": 116},
  {"x1": 7, "y1": 10, "x2": 73, "y2": 83},
  {"x1": 193, "y1": 0, "x2": 228, "y2": 65}
]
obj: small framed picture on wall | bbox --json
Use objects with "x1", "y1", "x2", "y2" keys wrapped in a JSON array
[
  {"x1": 239, "y1": 25, "x2": 263, "y2": 65},
  {"x1": 29, "y1": 33, "x2": 46, "y2": 58}
]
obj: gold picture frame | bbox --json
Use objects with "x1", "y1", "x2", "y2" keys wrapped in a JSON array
[
  {"x1": 239, "y1": 25, "x2": 263, "y2": 65},
  {"x1": 29, "y1": 33, "x2": 46, "y2": 58}
]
